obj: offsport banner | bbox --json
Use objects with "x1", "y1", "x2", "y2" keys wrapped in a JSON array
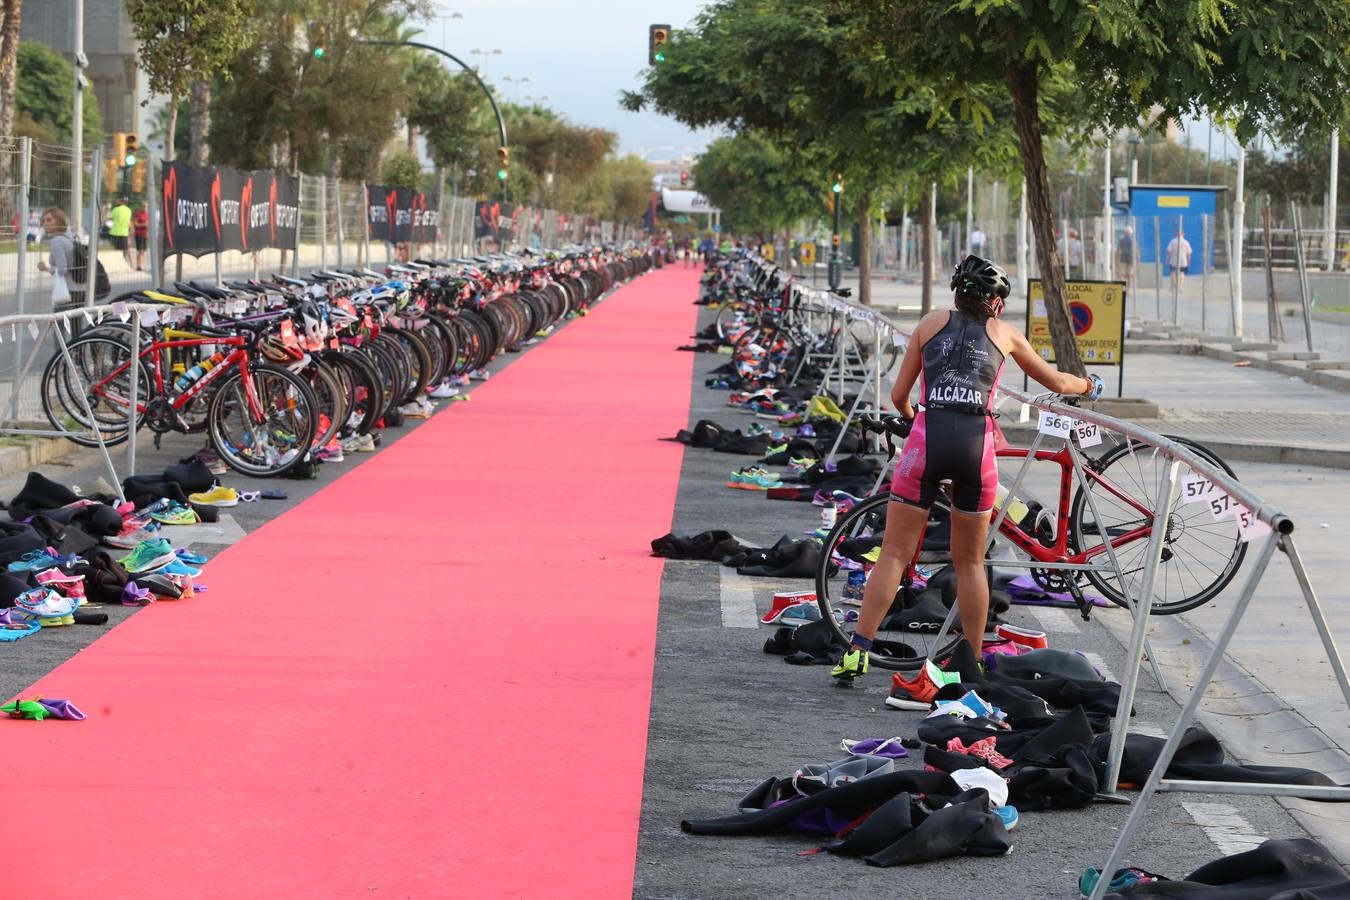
[{"x1": 160, "y1": 161, "x2": 299, "y2": 258}]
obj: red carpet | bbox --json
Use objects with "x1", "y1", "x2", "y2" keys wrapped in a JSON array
[{"x1": 4, "y1": 265, "x2": 699, "y2": 899}]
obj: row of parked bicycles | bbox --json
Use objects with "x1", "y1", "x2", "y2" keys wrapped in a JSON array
[
  {"x1": 41, "y1": 245, "x2": 662, "y2": 477},
  {"x1": 707, "y1": 250, "x2": 1249, "y2": 672}
]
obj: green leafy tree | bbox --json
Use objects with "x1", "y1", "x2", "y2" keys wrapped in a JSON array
[
  {"x1": 623, "y1": 0, "x2": 1014, "y2": 305},
  {"x1": 692, "y1": 132, "x2": 822, "y2": 236},
  {"x1": 209, "y1": 0, "x2": 429, "y2": 178},
  {"x1": 838, "y1": 0, "x2": 1350, "y2": 371},
  {"x1": 125, "y1": 0, "x2": 257, "y2": 161},
  {"x1": 14, "y1": 40, "x2": 102, "y2": 145},
  {"x1": 407, "y1": 62, "x2": 487, "y2": 171},
  {"x1": 380, "y1": 149, "x2": 421, "y2": 188}
]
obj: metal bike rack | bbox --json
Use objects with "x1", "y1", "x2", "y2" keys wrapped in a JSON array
[
  {"x1": 736, "y1": 259, "x2": 1350, "y2": 897},
  {"x1": 0, "y1": 304, "x2": 170, "y2": 503}
]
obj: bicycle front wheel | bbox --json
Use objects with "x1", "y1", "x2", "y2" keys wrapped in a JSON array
[
  {"x1": 816, "y1": 494, "x2": 965, "y2": 672},
  {"x1": 207, "y1": 362, "x2": 319, "y2": 477},
  {"x1": 1070, "y1": 436, "x2": 1248, "y2": 615}
]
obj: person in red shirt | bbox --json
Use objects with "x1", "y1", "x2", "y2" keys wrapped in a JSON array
[{"x1": 132, "y1": 204, "x2": 149, "y2": 271}]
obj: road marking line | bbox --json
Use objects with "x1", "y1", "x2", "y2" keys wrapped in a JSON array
[
  {"x1": 1130, "y1": 722, "x2": 1168, "y2": 738},
  {"x1": 1029, "y1": 606, "x2": 1081, "y2": 634},
  {"x1": 719, "y1": 568, "x2": 760, "y2": 629},
  {"x1": 1181, "y1": 801, "x2": 1267, "y2": 856}
]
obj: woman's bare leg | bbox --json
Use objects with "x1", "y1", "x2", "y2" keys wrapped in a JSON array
[
  {"x1": 949, "y1": 507, "x2": 993, "y2": 658},
  {"x1": 854, "y1": 500, "x2": 930, "y2": 641}
]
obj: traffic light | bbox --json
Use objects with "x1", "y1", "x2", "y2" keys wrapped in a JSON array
[
  {"x1": 123, "y1": 132, "x2": 138, "y2": 167},
  {"x1": 679, "y1": 171, "x2": 688, "y2": 186},
  {"x1": 649, "y1": 24, "x2": 671, "y2": 64},
  {"x1": 112, "y1": 132, "x2": 126, "y2": 167},
  {"x1": 496, "y1": 146, "x2": 509, "y2": 181},
  {"x1": 132, "y1": 160, "x2": 146, "y2": 193},
  {"x1": 831, "y1": 175, "x2": 843, "y2": 194},
  {"x1": 312, "y1": 46, "x2": 326, "y2": 59}
]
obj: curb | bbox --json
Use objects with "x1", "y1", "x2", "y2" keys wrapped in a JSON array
[
  {"x1": 0, "y1": 434, "x2": 81, "y2": 479},
  {"x1": 1125, "y1": 334, "x2": 1350, "y2": 395},
  {"x1": 998, "y1": 423, "x2": 1350, "y2": 471},
  {"x1": 1095, "y1": 610, "x2": 1350, "y2": 866}
]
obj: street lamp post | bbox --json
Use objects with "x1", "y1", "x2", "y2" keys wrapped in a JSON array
[
  {"x1": 361, "y1": 39, "x2": 509, "y2": 203},
  {"x1": 469, "y1": 47, "x2": 502, "y2": 83},
  {"x1": 828, "y1": 176, "x2": 843, "y2": 289}
]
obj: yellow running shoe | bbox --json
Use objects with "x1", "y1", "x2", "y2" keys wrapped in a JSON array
[{"x1": 187, "y1": 486, "x2": 239, "y2": 508}]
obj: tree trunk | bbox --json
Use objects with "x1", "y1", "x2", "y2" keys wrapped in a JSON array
[
  {"x1": 165, "y1": 93, "x2": 179, "y2": 162},
  {"x1": 407, "y1": 121, "x2": 417, "y2": 155},
  {"x1": 857, "y1": 190, "x2": 872, "y2": 305},
  {"x1": 168, "y1": 92, "x2": 182, "y2": 281},
  {"x1": 189, "y1": 79, "x2": 210, "y2": 167},
  {"x1": 0, "y1": 0, "x2": 22, "y2": 140},
  {"x1": 919, "y1": 186, "x2": 933, "y2": 315},
  {"x1": 1006, "y1": 61, "x2": 1084, "y2": 375}
]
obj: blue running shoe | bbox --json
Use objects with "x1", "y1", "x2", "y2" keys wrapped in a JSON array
[{"x1": 7, "y1": 547, "x2": 64, "y2": 573}]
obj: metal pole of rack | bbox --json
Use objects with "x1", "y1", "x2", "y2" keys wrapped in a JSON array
[
  {"x1": 1101, "y1": 458, "x2": 1182, "y2": 795},
  {"x1": 1067, "y1": 437, "x2": 1167, "y2": 692},
  {"x1": 126, "y1": 311, "x2": 140, "y2": 476},
  {"x1": 1087, "y1": 533, "x2": 1281, "y2": 900},
  {"x1": 55, "y1": 317, "x2": 125, "y2": 504},
  {"x1": 1284, "y1": 536, "x2": 1350, "y2": 712}
]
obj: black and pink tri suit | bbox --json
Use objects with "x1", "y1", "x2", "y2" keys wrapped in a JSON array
[{"x1": 890, "y1": 309, "x2": 1005, "y2": 514}]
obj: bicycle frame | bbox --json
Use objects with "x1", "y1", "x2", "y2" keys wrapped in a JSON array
[
  {"x1": 988, "y1": 444, "x2": 1153, "y2": 568},
  {"x1": 89, "y1": 332, "x2": 267, "y2": 424}
]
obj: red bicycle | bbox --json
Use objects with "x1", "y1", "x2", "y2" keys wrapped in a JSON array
[
  {"x1": 40, "y1": 318, "x2": 319, "y2": 477},
  {"x1": 815, "y1": 412, "x2": 1246, "y2": 671}
]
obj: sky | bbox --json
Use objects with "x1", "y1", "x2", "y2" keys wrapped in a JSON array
[{"x1": 427, "y1": 0, "x2": 718, "y2": 161}]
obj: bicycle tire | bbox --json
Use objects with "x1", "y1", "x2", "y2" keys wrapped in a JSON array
[
  {"x1": 207, "y1": 362, "x2": 319, "y2": 477},
  {"x1": 816, "y1": 493, "x2": 965, "y2": 672},
  {"x1": 1070, "y1": 436, "x2": 1248, "y2": 615},
  {"x1": 300, "y1": 358, "x2": 346, "y2": 449},
  {"x1": 40, "y1": 335, "x2": 146, "y2": 446},
  {"x1": 322, "y1": 348, "x2": 382, "y2": 436},
  {"x1": 389, "y1": 328, "x2": 434, "y2": 402}
]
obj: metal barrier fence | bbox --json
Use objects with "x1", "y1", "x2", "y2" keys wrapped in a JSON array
[
  {"x1": 0, "y1": 137, "x2": 639, "y2": 441},
  {"x1": 761, "y1": 260, "x2": 1349, "y2": 899}
]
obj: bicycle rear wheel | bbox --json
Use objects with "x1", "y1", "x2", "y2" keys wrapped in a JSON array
[
  {"x1": 1070, "y1": 436, "x2": 1248, "y2": 615},
  {"x1": 816, "y1": 494, "x2": 966, "y2": 672},
  {"x1": 207, "y1": 362, "x2": 318, "y2": 477}
]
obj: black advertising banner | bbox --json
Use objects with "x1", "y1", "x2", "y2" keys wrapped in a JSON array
[
  {"x1": 474, "y1": 200, "x2": 517, "y2": 240},
  {"x1": 160, "y1": 161, "x2": 219, "y2": 258},
  {"x1": 366, "y1": 185, "x2": 394, "y2": 243},
  {"x1": 367, "y1": 186, "x2": 438, "y2": 244},
  {"x1": 161, "y1": 161, "x2": 300, "y2": 258}
]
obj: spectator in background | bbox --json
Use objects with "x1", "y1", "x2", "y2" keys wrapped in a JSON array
[
  {"x1": 26, "y1": 210, "x2": 41, "y2": 245},
  {"x1": 1115, "y1": 226, "x2": 1136, "y2": 294},
  {"x1": 1057, "y1": 228, "x2": 1085, "y2": 279},
  {"x1": 1166, "y1": 228, "x2": 1193, "y2": 291},
  {"x1": 108, "y1": 197, "x2": 133, "y2": 270},
  {"x1": 969, "y1": 226, "x2": 986, "y2": 257},
  {"x1": 35, "y1": 207, "x2": 79, "y2": 306},
  {"x1": 132, "y1": 203, "x2": 149, "y2": 271}
]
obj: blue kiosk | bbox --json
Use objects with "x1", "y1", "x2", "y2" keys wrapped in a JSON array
[{"x1": 1125, "y1": 185, "x2": 1227, "y2": 274}]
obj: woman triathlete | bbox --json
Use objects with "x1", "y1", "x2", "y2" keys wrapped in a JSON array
[{"x1": 832, "y1": 255, "x2": 1103, "y2": 682}]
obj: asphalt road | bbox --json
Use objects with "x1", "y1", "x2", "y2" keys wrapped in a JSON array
[
  {"x1": 632, "y1": 308, "x2": 1317, "y2": 899},
  {"x1": 0, "y1": 285, "x2": 1334, "y2": 899}
]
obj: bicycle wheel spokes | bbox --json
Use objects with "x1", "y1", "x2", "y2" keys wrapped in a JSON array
[
  {"x1": 816, "y1": 495, "x2": 963, "y2": 672},
  {"x1": 1072, "y1": 438, "x2": 1247, "y2": 614},
  {"x1": 210, "y1": 366, "x2": 316, "y2": 476}
]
